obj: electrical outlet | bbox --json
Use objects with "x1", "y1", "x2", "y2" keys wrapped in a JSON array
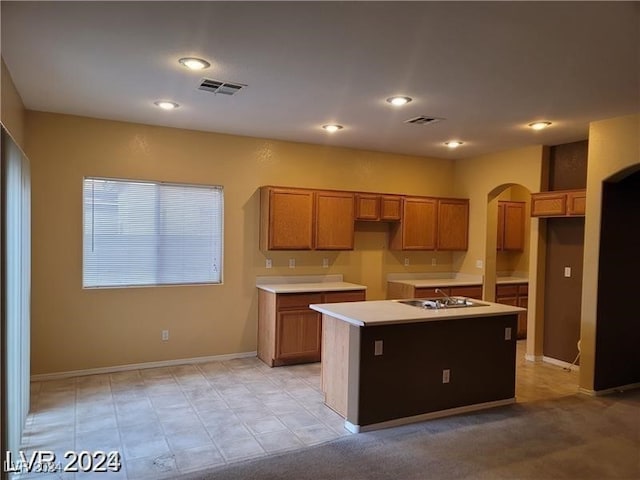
[
  {"x1": 162, "y1": 330, "x2": 169, "y2": 341},
  {"x1": 564, "y1": 266, "x2": 571, "y2": 278},
  {"x1": 442, "y1": 369, "x2": 450, "y2": 384},
  {"x1": 374, "y1": 340, "x2": 383, "y2": 356},
  {"x1": 322, "y1": 258, "x2": 329, "y2": 268},
  {"x1": 505, "y1": 327, "x2": 512, "y2": 340},
  {"x1": 431, "y1": 257, "x2": 437, "y2": 266},
  {"x1": 404, "y1": 257, "x2": 410, "y2": 266},
  {"x1": 265, "y1": 259, "x2": 272, "y2": 269},
  {"x1": 289, "y1": 258, "x2": 296, "y2": 268},
  {"x1": 475, "y1": 259, "x2": 483, "y2": 269}
]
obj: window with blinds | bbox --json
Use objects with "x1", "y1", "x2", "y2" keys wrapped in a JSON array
[{"x1": 83, "y1": 177, "x2": 223, "y2": 288}]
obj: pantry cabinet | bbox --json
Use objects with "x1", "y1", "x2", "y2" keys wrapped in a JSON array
[
  {"x1": 497, "y1": 201, "x2": 525, "y2": 251},
  {"x1": 258, "y1": 289, "x2": 366, "y2": 366}
]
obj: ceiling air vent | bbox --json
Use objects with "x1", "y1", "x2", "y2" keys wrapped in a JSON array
[
  {"x1": 404, "y1": 116, "x2": 445, "y2": 125},
  {"x1": 198, "y1": 78, "x2": 246, "y2": 95}
]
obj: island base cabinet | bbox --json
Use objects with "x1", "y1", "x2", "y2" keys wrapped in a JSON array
[{"x1": 321, "y1": 314, "x2": 517, "y2": 431}]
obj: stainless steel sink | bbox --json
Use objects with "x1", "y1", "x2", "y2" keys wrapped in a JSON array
[{"x1": 395, "y1": 297, "x2": 487, "y2": 309}]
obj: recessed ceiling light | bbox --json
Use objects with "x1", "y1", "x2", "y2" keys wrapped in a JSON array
[
  {"x1": 386, "y1": 96, "x2": 413, "y2": 106},
  {"x1": 322, "y1": 124, "x2": 343, "y2": 133},
  {"x1": 444, "y1": 141, "x2": 464, "y2": 148},
  {"x1": 178, "y1": 57, "x2": 211, "y2": 70},
  {"x1": 528, "y1": 121, "x2": 552, "y2": 130},
  {"x1": 154, "y1": 100, "x2": 180, "y2": 110}
]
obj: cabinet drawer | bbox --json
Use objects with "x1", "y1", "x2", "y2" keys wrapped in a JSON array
[
  {"x1": 450, "y1": 285, "x2": 482, "y2": 298},
  {"x1": 414, "y1": 287, "x2": 449, "y2": 298},
  {"x1": 324, "y1": 290, "x2": 366, "y2": 303},
  {"x1": 518, "y1": 284, "x2": 529, "y2": 296},
  {"x1": 277, "y1": 293, "x2": 323, "y2": 310},
  {"x1": 496, "y1": 285, "x2": 518, "y2": 297}
]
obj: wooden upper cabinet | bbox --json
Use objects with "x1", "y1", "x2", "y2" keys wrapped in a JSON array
[
  {"x1": 261, "y1": 187, "x2": 314, "y2": 250},
  {"x1": 567, "y1": 190, "x2": 586, "y2": 215},
  {"x1": 531, "y1": 189, "x2": 585, "y2": 217},
  {"x1": 497, "y1": 201, "x2": 525, "y2": 251},
  {"x1": 380, "y1": 195, "x2": 402, "y2": 221},
  {"x1": 437, "y1": 199, "x2": 469, "y2": 250},
  {"x1": 355, "y1": 193, "x2": 380, "y2": 220},
  {"x1": 315, "y1": 190, "x2": 355, "y2": 250},
  {"x1": 355, "y1": 194, "x2": 401, "y2": 221},
  {"x1": 390, "y1": 197, "x2": 437, "y2": 250}
]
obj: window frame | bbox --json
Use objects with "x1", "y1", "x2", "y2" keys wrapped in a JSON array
[{"x1": 82, "y1": 176, "x2": 224, "y2": 289}]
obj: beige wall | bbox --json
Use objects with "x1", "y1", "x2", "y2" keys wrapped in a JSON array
[
  {"x1": 1, "y1": 58, "x2": 26, "y2": 148},
  {"x1": 452, "y1": 145, "x2": 544, "y2": 357},
  {"x1": 26, "y1": 111, "x2": 458, "y2": 374},
  {"x1": 580, "y1": 114, "x2": 640, "y2": 392}
]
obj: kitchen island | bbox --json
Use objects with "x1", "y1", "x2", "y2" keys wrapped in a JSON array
[{"x1": 310, "y1": 299, "x2": 524, "y2": 432}]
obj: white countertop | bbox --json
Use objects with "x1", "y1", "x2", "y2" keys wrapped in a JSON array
[
  {"x1": 386, "y1": 272, "x2": 527, "y2": 288},
  {"x1": 256, "y1": 274, "x2": 367, "y2": 294},
  {"x1": 310, "y1": 300, "x2": 524, "y2": 327}
]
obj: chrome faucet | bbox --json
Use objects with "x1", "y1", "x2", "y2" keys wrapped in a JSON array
[{"x1": 435, "y1": 288, "x2": 455, "y2": 305}]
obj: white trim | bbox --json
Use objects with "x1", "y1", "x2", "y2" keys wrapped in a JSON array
[
  {"x1": 579, "y1": 382, "x2": 640, "y2": 397},
  {"x1": 525, "y1": 354, "x2": 543, "y2": 362},
  {"x1": 344, "y1": 398, "x2": 515, "y2": 433},
  {"x1": 31, "y1": 351, "x2": 257, "y2": 381},
  {"x1": 542, "y1": 356, "x2": 579, "y2": 371}
]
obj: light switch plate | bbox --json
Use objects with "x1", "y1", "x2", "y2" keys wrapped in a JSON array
[
  {"x1": 564, "y1": 266, "x2": 571, "y2": 278},
  {"x1": 374, "y1": 340, "x2": 383, "y2": 356},
  {"x1": 505, "y1": 327, "x2": 512, "y2": 340},
  {"x1": 322, "y1": 258, "x2": 329, "y2": 268},
  {"x1": 289, "y1": 258, "x2": 295, "y2": 268},
  {"x1": 404, "y1": 257, "x2": 410, "y2": 266},
  {"x1": 442, "y1": 369, "x2": 450, "y2": 384}
]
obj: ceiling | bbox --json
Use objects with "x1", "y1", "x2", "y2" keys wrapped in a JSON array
[{"x1": 2, "y1": 1, "x2": 639, "y2": 159}]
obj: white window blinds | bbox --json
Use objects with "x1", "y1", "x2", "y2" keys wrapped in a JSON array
[{"x1": 83, "y1": 178, "x2": 223, "y2": 288}]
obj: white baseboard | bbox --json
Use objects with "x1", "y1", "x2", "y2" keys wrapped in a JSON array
[
  {"x1": 31, "y1": 351, "x2": 257, "y2": 382},
  {"x1": 344, "y1": 398, "x2": 515, "y2": 433},
  {"x1": 525, "y1": 354, "x2": 543, "y2": 363},
  {"x1": 579, "y1": 381, "x2": 640, "y2": 397},
  {"x1": 542, "y1": 356, "x2": 579, "y2": 371}
]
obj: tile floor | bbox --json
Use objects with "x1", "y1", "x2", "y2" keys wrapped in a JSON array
[{"x1": 14, "y1": 341, "x2": 579, "y2": 479}]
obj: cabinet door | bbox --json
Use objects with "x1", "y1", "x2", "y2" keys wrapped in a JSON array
[
  {"x1": 276, "y1": 309, "x2": 321, "y2": 362},
  {"x1": 503, "y1": 202, "x2": 525, "y2": 251},
  {"x1": 380, "y1": 195, "x2": 402, "y2": 221},
  {"x1": 399, "y1": 197, "x2": 437, "y2": 250},
  {"x1": 567, "y1": 190, "x2": 586, "y2": 216},
  {"x1": 263, "y1": 187, "x2": 314, "y2": 250},
  {"x1": 355, "y1": 193, "x2": 380, "y2": 220},
  {"x1": 437, "y1": 199, "x2": 469, "y2": 250},
  {"x1": 315, "y1": 191, "x2": 355, "y2": 250},
  {"x1": 531, "y1": 192, "x2": 567, "y2": 217}
]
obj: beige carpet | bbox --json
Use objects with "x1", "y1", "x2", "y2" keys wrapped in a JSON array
[{"x1": 180, "y1": 389, "x2": 640, "y2": 480}]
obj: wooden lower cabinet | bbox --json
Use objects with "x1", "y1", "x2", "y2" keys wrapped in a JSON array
[
  {"x1": 276, "y1": 309, "x2": 321, "y2": 361},
  {"x1": 387, "y1": 282, "x2": 483, "y2": 300},
  {"x1": 496, "y1": 283, "x2": 528, "y2": 339},
  {"x1": 258, "y1": 289, "x2": 365, "y2": 366}
]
